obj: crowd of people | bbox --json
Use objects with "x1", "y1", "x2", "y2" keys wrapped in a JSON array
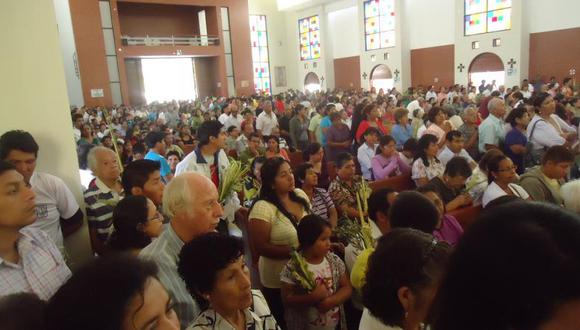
[{"x1": 2, "y1": 76, "x2": 580, "y2": 330}]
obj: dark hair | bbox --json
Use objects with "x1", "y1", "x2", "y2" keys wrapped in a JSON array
[
  {"x1": 107, "y1": 196, "x2": 152, "y2": 251},
  {"x1": 178, "y1": 233, "x2": 244, "y2": 310},
  {"x1": 402, "y1": 138, "x2": 418, "y2": 152},
  {"x1": 0, "y1": 130, "x2": 39, "y2": 159},
  {"x1": 122, "y1": 159, "x2": 161, "y2": 194},
  {"x1": 432, "y1": 202, "x2": 580, "y2": 329},
  {"x1": 376, "y1": 135, "x2": 396, "y2": 155},
  {"x1": 427, "y1": 106, "x2": 444, "y2": 124},
  {"x1": 197, "y1": 120, "x2": 223, "y2": 146},
  {"x1": 0, "y1": 293, "x2": 46, "y2": 330},
  {"x1": 329, "y1": 112, "x2": 341, "y2": 122},
  {"x1": 416, "y1": 134, "x2": 440, "y2": 167},
  {"x1": 389, "y1": 191, "x2": 439, "y2": 233},
  {"x1": 532, "y1": 92, "x2": 552, "y2": 113},
  {"x1": 45, "y1": 255, "x2": 159, "y2": 330},
  {"x1": 363, "y1": 228, "x2": 451, "y2": 327},
  {"x1": 335, "y1": 152, "x2": 354, "y2": 169},
  {"x1": 488, "y1": 153, "x2": 512, "y2": 184},
  {"x1": 363, "y1": 104, "x2": 377, "y2": 120},
  {"x1": 252, "y1": 157, "x2": 309, "y2": 226},
  {"x1": 0, "y1": 160, "x2": 16, "y2": 176},
  {"x1": 144, "y1": 131, "x2": 164, "y2": 149},
  {"x1": 482, "y1": 194, "x2": 521, "y2": 209},
  {"x1": 166, "y1": 150, "x2": 182, "y2": 161},
  {"x1": 541, "y1": 145, "x2": 574, "y2": 165},
  {"x1": 505, "y1": 107, "x2": 527, "y2": 128},
  {"x1": 303, "y1": 142, "x2": 322, "y2": 161},
  {"x1": 249, "y1": 156, "x2": 267, "y2": 180},
  {"x1": 133, "y1": 143, "x2": 146, "y2": 155},
  {"x1": 478, "y1": 149, "x2": 503, "y2": 173},
  {"x1": 368, "y1": 188, "x2": 396, "y2": 223},
  {"x1": 226, "y1": 125, "x2": 237, "y2": 133},
  {"x1": 362, "y1": 127, "x2": 380, "y2": 138},
  {"x1": 294, "y1": 163, "x2": 314, "y2": 188},
  {"x1": 297, "y1": 214, "x2": 331, "y2": 251},
  {"x1": 511, "y1": 91, "x2": 524, "y2": 101},
  {"x1": 445, "y1": 130, "x2": 462, "y2": 142},
  {"x1": 444, "y1": 157, "x2": 472, "y2": 178}
]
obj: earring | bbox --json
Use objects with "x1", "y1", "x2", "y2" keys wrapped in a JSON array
[{"x1": 405, "y1": 311, "x2": 409, "y2": 319}]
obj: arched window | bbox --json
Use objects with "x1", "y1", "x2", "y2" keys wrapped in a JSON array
[
  {"x1": 304, "y1": 72, "x2": 321, "y2": 92},
  {"x1": 370, "y1": 64, "x2": 394, "y2": 92},
  {"x1": 468, "y1": 52, "x2": 505, "y2": 90}
]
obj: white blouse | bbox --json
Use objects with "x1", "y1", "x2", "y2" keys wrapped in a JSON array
[{"x1": 482, "y1": 181, "x2": 529, "y2": 207}]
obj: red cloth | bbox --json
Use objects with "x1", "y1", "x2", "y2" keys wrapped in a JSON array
[
  {"x1": 479, "y1": 96, "x2": 491, "y2": 119},
  {"x1": 275, "y1": 100, "x2": 285, "y2": 115},
  {"x1": 355, "y1": 119, "x2": 387, "y2": 143}
]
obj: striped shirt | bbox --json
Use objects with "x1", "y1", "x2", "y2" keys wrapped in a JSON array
[
  {"x1": 139, "y1": 225, "x2": 199, "y2": 329},
  {"x1": 0, "y1": 227, "x2": 71, "y2": 300},
  {"x1": 311, "y1": 188, "x2": 335, "y2": 222},
  {"x1": 84, "y1": 178, "x2": 123, "y2": 243}
]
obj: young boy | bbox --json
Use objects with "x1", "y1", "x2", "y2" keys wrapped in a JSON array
[
  {"x1": 357, "y1": 127, "x2": 380, "y2": 180},
  {"x1": 438, "y1": 131, "x2": 477, "y2": 169}
]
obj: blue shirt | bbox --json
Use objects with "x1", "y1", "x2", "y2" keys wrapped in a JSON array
[
  {"x1": 391, "y1": 124, "x2": 413, "y2": 148},
  {"x1": 319, "y1": 116, "x2": 332, "y2": 146},
  {"x1": 504, "y1": 128, "x2": 527, "y2": 174},
  {"x1": 478, "y1": 114, "x2": 504, "y2": 153},
  {"x1": 145, "y1": 150, "x2": 171, "y2": 178}
]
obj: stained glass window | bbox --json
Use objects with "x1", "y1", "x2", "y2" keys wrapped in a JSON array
[
  {"x1": 465, "y1": 0, "x2": 511, "y2": 36},
  {"x1": 298, "y1": 15, "x2": 321, "y2": 61},
  {"x1": 364, "y1": 0, "x2": 395, "y2": 51},
  {"x1": 250, "y1": 15, "x2": 271, "y2": 94}
]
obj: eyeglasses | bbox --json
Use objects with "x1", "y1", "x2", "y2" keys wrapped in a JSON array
[
  {"x1": 497, "y1": 165, "x2": 517, "y2": 172},
  {"x1": 147, "y1": 211, "x2": 163, "y2": 222}
]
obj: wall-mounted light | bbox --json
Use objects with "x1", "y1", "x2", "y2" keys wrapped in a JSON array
[
  {"x1": 371, "y1": 55, "x2": 376, "y2": 62},
  {"x1": 384, "y1": 53, "x2": 390, "y2": 60},
  {"x1": 472, "y1": 41, "x2": 480, "y2": 50}
]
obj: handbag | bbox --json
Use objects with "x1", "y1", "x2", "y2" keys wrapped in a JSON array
[{"x1": 525, "y1": 119, "x2": 547, "y2": 167}]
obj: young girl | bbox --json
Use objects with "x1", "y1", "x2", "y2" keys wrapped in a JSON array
[{"x1": 281, "y1": 215, "x2": 352, "y2": 330}]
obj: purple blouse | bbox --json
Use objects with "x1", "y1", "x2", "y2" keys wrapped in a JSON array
[
  {"x1": 370, "y1": 153, "x2": 411, "y2": 180},
  {"x1": 433, "y1": 215, "x2": 464, "y2": 246}
]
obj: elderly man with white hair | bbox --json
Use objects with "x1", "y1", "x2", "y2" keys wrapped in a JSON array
[
  {"x1": 83, "y1": 146, "x2": 123, "y2": 255},
  {"x1": 139, "y1": 172, "x2": 224, "y2": 329},
  {"x1": 561, "y1": 180, "x2": 580, "y2": 213},
  {"x1": 478, "y1": 97, "x2": 507, "y2": 153}
]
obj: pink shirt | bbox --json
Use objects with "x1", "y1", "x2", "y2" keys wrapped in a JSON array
[
  {"x1": 433, "y1": 215, "x2": 464, "y2": 246},
  {"x1": 371, "y1": 153, "x2": 411, "y2": 180}
]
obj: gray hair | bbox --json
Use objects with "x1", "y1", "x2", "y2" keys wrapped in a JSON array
[
  {"x1": 462, "y1": 106, "x2": 478, "y2": 118},
  {"x1": 561, "y1": 180, "x2": 580, "y2": 213},
  {"x1": 487, "y1": 97, "x2": 504, "y2": 113},
  {"x1": 162, "y1": 173, "x2": 194, "y2": 219},
  {"x1": 87, "y1": 146, "x2": 115, "y2": 173}
]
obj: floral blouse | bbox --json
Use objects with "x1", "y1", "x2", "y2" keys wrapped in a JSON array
[
  {"x1": 328, "y1": 175, "x2": 365, "y2": 211},
  {"x1": 411, "y1": 157, "x2": 444, "y2": 184}
]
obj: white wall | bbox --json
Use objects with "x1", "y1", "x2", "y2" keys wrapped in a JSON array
[
  {"x1": 406, "y1": 0, "x2": 455, "y2": 50},
  {"x1": 0, "y1": 0, "x2": 92, "y2": 269},
  {"x1": 526, "y1": 0, "x2": 580, "y2": 33},
  {"x1": 53, "y1": 0, "x2": 84, "y2": 107},
  {"x1": 327, "y1": 6, "x2": 360, "y2": 59}
]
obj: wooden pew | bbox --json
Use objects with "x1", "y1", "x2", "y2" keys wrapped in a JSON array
[
  {"x1": 447, "y1": 204, "x2": 482, "y2": 231},
  {"x1": 368, "y1": 173, "x2": 414, "y2": 192}
]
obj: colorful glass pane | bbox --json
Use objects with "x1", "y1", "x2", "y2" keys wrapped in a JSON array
[
  {"x1": 262, "y1": 78, "x2": 270, "y2": 91},
  {"x1": 258, "y1": 31, "x2": 267, "y2": 47},
  {"x1": 380, "y1": 30, "x2": 395, "y2": 48},
  {"x1": 366, "y1": 33, "x2": 380, "y2": 50},
  {"x1": 365, "y1": 17, "x2": 379, "y2": 34},
  {"x1": 465, "y1": 0, "x2": 486, "y2": 15},
  {"x1": 257, "y1": 15, "x2": 267, "y2": 31},
  {"x1": 311, "y1": 44, "x2": 321, "y2": 59},
  {"x1": 487, "y1": 8, "x2": 511, "y2": 32},
  {"x1": 300, "y1": 32, "x2": 310, "y2": 47},
  {"x1": 299, "y1": 18, "x2": 309, "y2": 33},
  {"x1": 300, "y1": 46, "x2": 311, "y2": 60},
  {"x1": 465, "y1": 13, "x2": 487, "y2": 35},
  {"x1": 487, "y1": 0, "x2": 511, "y2": 11},
  {"x1": 309, "y1": 16, "x2": 319, "y2": 31},
  {"x1": 364, "y1": 0, "x2": 379, "y2": 18},
  {"x1": 250, "y1": 15, "x2": 271, "y2": 94},
  {"x1": 253, "y1": 63, "x2": 262, "y2": 78},
  {"x1": 309, "y1": 31, "x2": 319, "y2": 45},
  {"x1": 379, "y1": 15, "x2": 395, "y2": 32},
  {"x1": 250, "y1": 32, "x2": 258, "y2": 47},
  {"x1": 249, "y1": 16, "x2": 258, "y2": 31},
  {"x1": 379, "y1": 0, "x2": 394, "y2": 16}
]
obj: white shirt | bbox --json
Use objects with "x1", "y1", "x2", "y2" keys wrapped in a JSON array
[
  {"x1": 73, "y1": 128, "x2": 81, "y2": 142},
  {"x1": 426, "y1": 90, "x2": 437, "y2": 101},
  {"x1": 27, "y1": 172, "x2": 79, "y2": 254},
  {"x1": 223, "y1": 114, "x2": 243, "y2": 130},
  {"x1": 357, "y1": 143, "x2": 378, "y2": 180},
  {"x1": 438, "y1": 146, "x2": 476, "y2": 168},
  {"x1": 359, "y1": 308, "x2": 402, "y2": 330},
  {"x1": 256, "y1": 111, "x2": 278, "y2": 136},
  {"x1": 0, "y1": 227, "x2": 71, "y2": 300},
  {"x1": 527, "y1": 115, "x2": 567, "y2": 150},
  {"x1": 482, "y1": 181, "x2": 529, "y2": 207},
  {"x1": 218, "y1": 112, "x2": 229, "y2": 125}
]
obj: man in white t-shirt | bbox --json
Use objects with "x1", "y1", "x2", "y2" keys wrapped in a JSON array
[
  {"x1": 438, "y1": 131, "x2": 477, "y2": 169},
  {"x1": 218, "y1": 103, "x2": 231, "y2": 125},
  {"x1": 0, "y1": 130, "x2": 83, "y2": 254},
  {"x1": 256, "y1": 100, "x2": 278, "y2": 137}
]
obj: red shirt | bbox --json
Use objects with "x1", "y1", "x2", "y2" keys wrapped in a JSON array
[{"x1": 355, "y1": 119, "x2": 387, "y2": 143}]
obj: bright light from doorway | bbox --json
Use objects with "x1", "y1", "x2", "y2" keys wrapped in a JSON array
[
  {"x1": 469, "y1": 71, "x2": 505, "y2": 89},
  {"x1": 371, "y1": 79, "x2": 394, "y2": 93},
  {"x1": 305, "y1": 83, "x2": 321, "y2": 93},
  {"x1": 141, "y1": 58, "x2": 197, "y2": 103}
]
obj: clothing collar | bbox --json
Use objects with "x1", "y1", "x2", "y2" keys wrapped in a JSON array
[
  {"x1": 165, "y1": 224, "x2": 185, "y2": 255},
  {"x1": 194, "y1": 147, "x2": 220, "y2": 164},
  {"x1": 0, "y1": 229, "x2": 39, "y2": 266},
  {"x1": 197, "y1": 307, "x2": 263, "y2": 330},
  {"x1": 95, "y1": 177, "x2": 114, "y2": 194}
]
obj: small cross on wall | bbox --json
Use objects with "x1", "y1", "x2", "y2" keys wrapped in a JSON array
[
  {"x1": 394, "y1": 69, "x2": 400, "y2": 78},
  {"x1": 362, "y1": 72, "x2": 368, "y2": 80},
  {"x1": 508, "y1": 58, "x2": 517, "y2": 69},
  {"x1": 457, "y1": 63, "x2": 465, "y2": 72}
]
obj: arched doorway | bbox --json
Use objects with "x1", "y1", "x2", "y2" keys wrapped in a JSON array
[
  {"x1": 370, "y1": 64, "x2": 394, "y2": 92},
  {"x1": 468, "y1": 52, "x2": 505, "y2": 91},
  {"x1": 304, "y1": 72, "x2": 321, "y2": 92}
]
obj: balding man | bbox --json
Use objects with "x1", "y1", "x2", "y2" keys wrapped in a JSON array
[
  {"x1": 478, "y1": 97, "x2": 507, "y2": 153},
  {"x1": 139, "y1": 172, "x2": 224, "y2": 328},
  {"x1": 83, "y1": 147, "x2": 123, "y2": 255}
]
